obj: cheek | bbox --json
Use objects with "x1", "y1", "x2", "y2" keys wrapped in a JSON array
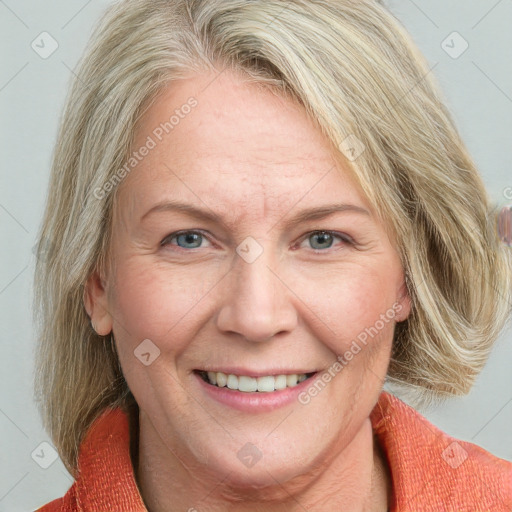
[
  {"x1": 110, "y1": 257, "x2": 218, "y2": 345},
  {"x1": 294, "y1": 264, "x2": 399, "y2": 355}
]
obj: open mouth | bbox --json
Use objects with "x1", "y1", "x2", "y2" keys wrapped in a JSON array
[{"x1": 195, "y1": 370, "x2": 316, "y2": 392}]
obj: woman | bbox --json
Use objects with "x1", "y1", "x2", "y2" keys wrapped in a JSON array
[{"x1": 33, "y1": 0, "x2": 512, "y2": 510}]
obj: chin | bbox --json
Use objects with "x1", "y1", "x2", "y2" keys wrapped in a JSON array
[{"x1": 199, "y1": 442, "x2": 315, "y2": 492}]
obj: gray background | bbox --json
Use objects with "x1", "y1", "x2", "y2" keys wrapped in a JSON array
[{"x1": 0, "y1": 0, "x2": 511, "y2": 510}]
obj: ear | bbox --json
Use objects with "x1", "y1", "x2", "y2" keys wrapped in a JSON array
[
  {"x1": 83, "y1": 270, "x2": 113, "y2": 336},
  {"x1": 395, "y1": 279, "x2": 412, "y2": 323}
]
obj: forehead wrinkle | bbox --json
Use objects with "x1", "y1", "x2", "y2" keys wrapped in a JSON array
[{"x1": 230, "y1": 178, "x2": 285, "y2": 232}]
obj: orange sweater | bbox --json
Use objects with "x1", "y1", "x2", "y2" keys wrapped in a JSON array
[{"x1": 36, "y1": 391, "x2": 512, "y2": 511}]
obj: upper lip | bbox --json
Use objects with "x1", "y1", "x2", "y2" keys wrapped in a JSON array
[{"x1": 194, "y1": 367, "x2": 318, "y2": 377}]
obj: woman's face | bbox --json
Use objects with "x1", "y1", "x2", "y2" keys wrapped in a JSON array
[{"x1": 86, "y1": 70, "x2": 410, "y2": 487}]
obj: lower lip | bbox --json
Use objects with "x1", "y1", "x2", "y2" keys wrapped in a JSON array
[{"x1": 195, "y1": 372, "x2": 319, "y2": 413}]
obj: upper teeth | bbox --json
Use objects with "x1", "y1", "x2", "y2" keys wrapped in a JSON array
[{"x1": 206, "y1": 372, "x2": 308, "y2": 392}]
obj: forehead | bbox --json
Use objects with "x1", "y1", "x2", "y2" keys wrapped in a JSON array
[{"x1": 117, "y1": 70, "x2": 370, "y2": 222}]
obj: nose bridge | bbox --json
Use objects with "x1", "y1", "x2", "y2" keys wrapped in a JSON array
[
  {"x1": 237, "y1": 248, "x2": 277, "y2": 315},
  {"x1": 216, "y1": 238, "x2": 297, "y2": 342}
]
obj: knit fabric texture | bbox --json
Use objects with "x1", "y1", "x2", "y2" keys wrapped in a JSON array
[{"x1": 36, "y1": 391, "x2": 512, "y2": 511}]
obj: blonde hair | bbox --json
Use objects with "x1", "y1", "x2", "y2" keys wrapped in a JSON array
[{"x1": 33, "y1": 0, "x2": 512, "y2": 475}]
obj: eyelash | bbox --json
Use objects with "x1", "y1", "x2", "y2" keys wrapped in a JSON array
[{"x1": 160, "y1": 230, "x2": 355, "y2": 253}]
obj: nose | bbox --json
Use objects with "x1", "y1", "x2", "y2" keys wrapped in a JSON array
[{"x1": 216, "y1": 244, "x2": 298, "y2": 343}]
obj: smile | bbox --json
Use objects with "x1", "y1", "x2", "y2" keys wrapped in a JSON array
[{"x1": 196, "y1": 370, "x2": 316, "y2": 392}]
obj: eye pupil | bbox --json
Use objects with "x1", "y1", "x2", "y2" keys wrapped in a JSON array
[
  {"x1": 177, "y1": 232, "x2": 202, "y2": 248},
  {"x1": 310, "y1": 231, "x2": 333, "y2": 250}
]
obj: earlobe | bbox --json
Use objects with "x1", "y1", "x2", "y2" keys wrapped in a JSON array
[
  {"x1": 83, "y1": 271, "x2": 113, "y2": 336},
  {"x1": 395, "y1": 280, "x2": 412, "y2": 323},
  {"x1": 396, "y1": 294, "x2": 411, "y2": 323}
]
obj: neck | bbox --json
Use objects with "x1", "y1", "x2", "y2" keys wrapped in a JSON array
[{"x1": 135, "y1": 413, "x2": 389, "y2": 512}]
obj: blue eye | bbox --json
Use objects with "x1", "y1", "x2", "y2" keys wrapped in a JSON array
[
  {"x1": 160, "y1": 230, "x2": 353, "y2": 252},
  {"x1": 161, "y1": 231, "x2": 210, "y2": 250},
  {"x1": 301, "y1": 231, "x2": 353, "y2": 251}
]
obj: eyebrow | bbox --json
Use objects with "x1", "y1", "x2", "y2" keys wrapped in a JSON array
[{"x1": 140, "y1": 199, "x2": 371, "y2": 230}]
